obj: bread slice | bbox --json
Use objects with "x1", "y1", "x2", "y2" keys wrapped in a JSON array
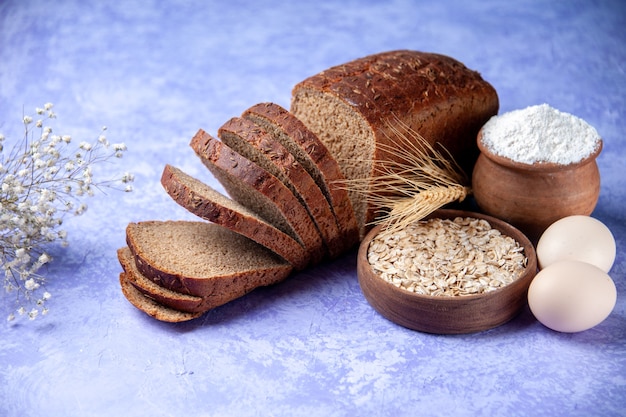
[
  {"x1": 189, "y1": 129, "x2": 325, "y2": 265},
  {"x1": 290, "y1": 50, "x2": 499, "y2": 237},
  {"x1": 161, "y1": 164, "x2": 308, "y2": 270},
  {"x1": 118, "y1": 247, "x2": 209, "y2": 313},
  {"x1": 242, "y1": 102, "x2": 359, "y2": 253},
  {"x1": 119, "y1": 273, "x2": 204, "y2": 322},
  {"x1": 125, "y1": 220, "x2": 293, "y2": 298},
  {"x1": 218, "y1": 116, "x2": 344, "y2": 259}
]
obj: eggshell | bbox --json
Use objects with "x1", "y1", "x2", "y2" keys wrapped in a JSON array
[
  {"x1": 536, "y1": 215, "x2": 616, "y2": 272},
  {"x1": 528, "y1": 260, "x2": 617, "y2": 333}
]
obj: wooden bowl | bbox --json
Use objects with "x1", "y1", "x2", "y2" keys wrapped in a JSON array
[
  {"x1": 357, "y1": 209, "x2": 537, "y2": 334},
  {"x1": 472, "y1": 129, "x2": 602, "y2": 243}
]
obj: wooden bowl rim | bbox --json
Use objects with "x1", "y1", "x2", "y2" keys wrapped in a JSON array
[
  {"x1": 358, "y1": 209, "x2": 538, "y2": 303},
  {"x1": 476, "y1": 129, "x2": 602, "y2": 172}
]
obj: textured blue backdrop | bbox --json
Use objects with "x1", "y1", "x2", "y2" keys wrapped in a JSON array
[{"x1": 1, "y1": 1, "x2": 625, "y2": 416}]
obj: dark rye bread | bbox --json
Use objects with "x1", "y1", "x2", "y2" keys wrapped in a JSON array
[
  {"x1": 190, "y1": 129, "x2": 326, "y2": 265},
  {"x1": 119, "y1": 273, "x2": 203, "y2": 322},
  {"x1": 161, "y1": 164, "x2": 308, "y2": 270},
  {"x1": 242, "y1": 102, "x2": 360, "y2": 253},
  {"x1": 290, "y1": 50, "x2": 499, "y2": 237},
  {"x1": 218, "y1": 117, "x2": 344, "y2": 259},
  {"x1": 118, "y1": 247, "x2": 208, "y2": 313},
  {"x1": 125, "y1": 220, "x2": 293, "y2": 298}
]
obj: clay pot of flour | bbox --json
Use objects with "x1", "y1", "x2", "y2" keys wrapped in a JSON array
[{"x1": 472, "y1": 104, "x2": 602, "y2": 243}]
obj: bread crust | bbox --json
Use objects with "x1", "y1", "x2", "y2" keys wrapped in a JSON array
[
  {"x1": 242, "y1": 102, "x2": 360, "y2": 253},
  {"x1": 161, "y1": 164, "x2": 308, "y2": 270},
  {"x1": 291, "y1": 50, "x2": 499, "y2": 233},
  {"x1": 190, "y1": 129, "x2": 325, "y2": 264}
]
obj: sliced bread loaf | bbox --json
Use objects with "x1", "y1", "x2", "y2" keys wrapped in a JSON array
[
  {"x1": 119, "y1": 272, "x2": 204, "y2": 322},
  {"x1": 118, "y1": 246, "x2": 208, "y2": 313},
  {"x1": 290, "y1": 50, "x2": 499, "y2": 237},
  {"x1": 218, "y1": 117, "x2": 344, "y2": 259},
  {"x1": 125, "y1": 220, "x2": 293, "y2": 298},
  {"x1": 161, "y1": 164, "x2": 308, "y2": 270},
  {"x1": 189, "y1": 129, "x2": 325, "y2": 265},
  {"x1": 242, "y1": 102, "x2": 359, "y2": 252}
]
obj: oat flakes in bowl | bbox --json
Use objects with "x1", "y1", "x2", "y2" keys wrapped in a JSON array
[{"x1": 357, "y1": 209, "x2": 537, "y2": 334}]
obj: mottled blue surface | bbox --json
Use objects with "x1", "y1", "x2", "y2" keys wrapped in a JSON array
[{"x1": 1, "y1": 1, "x2": 625, "y2": 416}]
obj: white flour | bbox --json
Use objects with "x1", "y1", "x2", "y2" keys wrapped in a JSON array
[{"x1": 480, "y1": 104, "x2": 601, "y2": 165}]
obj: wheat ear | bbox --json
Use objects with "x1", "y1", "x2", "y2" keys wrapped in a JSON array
[{"x1": 339, "y1": 116, "x2": 471, "y2": 233}]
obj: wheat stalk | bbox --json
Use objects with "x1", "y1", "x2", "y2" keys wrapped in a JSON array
[{"x1": 340, "y1": 116, "x2": 471, "y2": 234}]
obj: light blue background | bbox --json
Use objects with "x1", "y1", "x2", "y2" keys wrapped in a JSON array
[{"x1": 1, "y1": 1, "x2": 625, "y2": 416}]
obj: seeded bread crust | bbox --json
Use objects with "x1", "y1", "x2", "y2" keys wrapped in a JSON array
[
  {"x1": 190, "y1": 129, "x2": 325, "y2": 265},
  {"x1": 125, "y1": 220, "x2": 293, "y2": 297},
  {"x1": 242, "y1": 102, "x2": 360, "y2": 253},
  {"x1": 118, "y1": 247, "x2": 208, "y2": 313},
  {"x1": 161, "y1": 164, "x2": 308, "y2": 270},
  {"x1": 119, "y1": 273, "x2": 204, "y2": 322},
  {"x1": 290, "y1": 50, "x2": 499, "y2": 236},
  {"x1": 218, "y1": 117, "x2": 343, "y2": 259}
]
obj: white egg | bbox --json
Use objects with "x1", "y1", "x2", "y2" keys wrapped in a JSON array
[
  {"x1": 528, "y1": 260, "x2": 617, "y2": 333},
  {"x1": 536, "y1": 215, "x2": 616, "y2": 272}
]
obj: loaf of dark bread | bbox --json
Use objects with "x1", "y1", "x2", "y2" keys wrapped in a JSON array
[
  {"x1": 161, "y1": 164, "x2": 309, "y2": 270},
  {"x1": 190, "y1": 129, "x2": 325, "y2": 265},
  {"x1": 242, "y1": 102, "x2": 360, "y2": 253},
  {"x1": 290, "y1": 50, "x2": 499, "y2": 237}
]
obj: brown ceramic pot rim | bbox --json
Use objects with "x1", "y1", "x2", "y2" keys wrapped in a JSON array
[
  {"x1": 360, "y1": 209, "x2": 538, "y2": 302},
  {"x1": 476, "y1": 129, "x2": 603, "y2": 172}
]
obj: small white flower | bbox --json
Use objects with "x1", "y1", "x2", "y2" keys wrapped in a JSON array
[
  {"x1": 79, "y1": 141, "x2": 92, "y2": 151},
  {"x1": 36, "y1": 119, "x2": 43, "y2": 128},
  {"x1": 44, "y1": 102, "x2": 53, "y2": 110},
  {"x1": 23, "y1": 116, "x2": 33, "y2": 125},
  {"x1": 42, "y1": 291, "x2": 51, "y2": 300},
  {"x1": 28, "y1": 309, "x2": 38, "y2": 320},
  {"x1": 124, "y1": 184, "x2": 133, "y2": 192},
  {"x1": 121, "y1": 172, "x2": 135, "y2": 183},
  {"x1": 15, "y1": 248, "x2": 28, "y2": 260},
  {"x1": 112, "y1": 143, "x2": 127, "y2": 151},
  {"x1": 24, "y1": 278, "x2": 39, "y2": 291},
  {"x1": 61, "y1": 135, "x2": 71, "y2": 143}
]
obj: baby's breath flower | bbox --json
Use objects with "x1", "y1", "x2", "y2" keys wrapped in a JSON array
[
  {"x1": 79, "y1": 141, "x2": 92, "y2": 151},
  {"x1": 2, "y1": 102, "x2": 133, "y2": 322}
]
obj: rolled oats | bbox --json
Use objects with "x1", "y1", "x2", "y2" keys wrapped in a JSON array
[{"x1": 368, "y1": 217, "x2": 528, "y2": 296}]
